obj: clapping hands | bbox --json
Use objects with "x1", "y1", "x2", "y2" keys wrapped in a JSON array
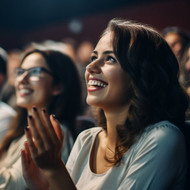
[{"x1": 21, "y1": 107, "x2": 64, "y2": 190}]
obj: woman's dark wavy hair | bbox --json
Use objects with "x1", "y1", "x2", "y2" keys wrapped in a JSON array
[
  {"x1": 0, "y1": 49, "x2": 82, "y2": 157},
  {"x1": 97, "y1": 18, "x2": 189, "y2": 165}
]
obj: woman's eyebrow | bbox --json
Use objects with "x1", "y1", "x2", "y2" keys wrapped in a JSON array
[{"x1": 92, "y1": 50, "x2": 114, "y2": 55}]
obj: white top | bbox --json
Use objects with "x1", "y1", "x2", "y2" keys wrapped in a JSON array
[
  {"x1": 0, "y1": 123, "x2": 74, "y2": 190},
  {"x1": 66, "y1": 121, "x2": 187, "y2": 190},
  {"x1": 0, "y1": 102, "x2": 15, "y2": 141}
]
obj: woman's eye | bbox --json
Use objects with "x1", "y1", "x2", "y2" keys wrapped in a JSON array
[
  {"x1": 17, "y1": 71, "x2": 24, "y2": 76},
  {"x1": 106, "y1": 56, "x2": 116, "y2": 63},
  {"x1": 90, "y1": 56, "x2": 97, "y2": 62}
]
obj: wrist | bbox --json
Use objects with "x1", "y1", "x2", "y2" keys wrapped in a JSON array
[{"x1": 42, "y1": 160, "x2": 65, "y2": 177}]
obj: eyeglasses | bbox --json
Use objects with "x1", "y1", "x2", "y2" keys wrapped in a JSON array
[{"x1": 14, "y1": 67, "x2": 53, "y2": 82}]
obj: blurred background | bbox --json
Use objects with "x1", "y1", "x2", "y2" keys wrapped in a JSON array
[{"x1": 0, "y1": 0, "x2": 189, "y2": 51}]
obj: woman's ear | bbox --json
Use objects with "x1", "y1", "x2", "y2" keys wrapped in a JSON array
[{"x1": 52, "y1": 84, "x2": 63, "y2": 96}]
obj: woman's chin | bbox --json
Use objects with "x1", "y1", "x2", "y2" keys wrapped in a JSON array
[{"x1": 16, "y1": 101, "x2": 31, "y2": 109}]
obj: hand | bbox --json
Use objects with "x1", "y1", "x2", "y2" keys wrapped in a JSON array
[
  {"x1": 21, "y1": 141, "x2": 50, "y2": 190},
  {"x1": 24, "y1": 107, "x2": 76, "y2": 190},
  {"x1": 25, "y1": 107, "x2": 64, "y2": 171}
]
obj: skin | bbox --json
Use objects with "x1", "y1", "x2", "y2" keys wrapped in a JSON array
[{"x1": 22, "y1": 32, "x2": 132, "y2": 189}]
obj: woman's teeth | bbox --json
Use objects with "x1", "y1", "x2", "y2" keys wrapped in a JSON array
[
  {"x1": 19, "y1": 89, "x2": 32, "y2": 94},
  {"x1": 88, "y1": 80, "x2": 107, "y2": 87}
]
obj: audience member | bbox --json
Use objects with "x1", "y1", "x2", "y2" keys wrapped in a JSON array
[
  {"x1": 162, "y1": 26, "x2": 190, "y2": 65},
  {"x1": 0, "y1": 47, "x2": 16, "y2": 141},
  {"x1": 179, "y1": 43, "x2": 190, "y2": 99},
  {"x1": 0, "y1": 49, "x2": 23, "y2": 109},
  {"x1": 0, "y1": 49, "x2": 82, "y2": 189},
  {"x1": 22, "y1": 18, "x2": 188, "y2": 190}
]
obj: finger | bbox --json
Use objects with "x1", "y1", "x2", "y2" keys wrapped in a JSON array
[
  {"x1": 40, "y1": 109, "x2": 60, "y2": 144},
  {"x1": 32, "y1": 107, "x2": 54, "y2": 148},
  {"x1": 24, "y1": 141, "x2": 32, "y2": 164},
  {"x1": 25, "y1": 126, "x2": 38, "y2": 158},
  {"x1": 23, "y1": 141, "x2": 29, "y2": 164},
  {"x1": 50, "y1": 114, "x2": 64, "y2": 143},
  {"x1": 28, "y1": 114, "x2": 45, "y2": 152}
]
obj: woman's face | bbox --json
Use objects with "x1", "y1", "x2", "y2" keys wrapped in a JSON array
[
  {"x1": 164, "y1": 32, "x2": 183, "y2": 61},
  {"x1": 15, "y1": 52, "x2": 58, "y2": 110},
  {"x1": 85, "y1": 32, "x2": 131, "y2": 112}
]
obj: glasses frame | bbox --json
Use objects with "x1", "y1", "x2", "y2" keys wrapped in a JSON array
[{"x1": 14, "y1": 66, "x2": 53, "y2": 82}]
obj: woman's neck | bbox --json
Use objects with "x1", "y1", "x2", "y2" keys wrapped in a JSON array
[{"x1": 103, "y1": 104, "x2": 130, "y2": 149}]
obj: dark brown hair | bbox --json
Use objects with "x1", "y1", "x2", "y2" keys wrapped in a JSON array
[{"x1": 97, "y1": 18, "x2": 189, "y2": 165}]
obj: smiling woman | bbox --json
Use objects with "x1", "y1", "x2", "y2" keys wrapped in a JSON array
[
  {"x1": 85, "y1": 32, "x2": 132, "y2": 111},
  {"x1": 22, "y1": 18, "x2": 188, "y2": 190},
  {"x1": 15, "y1": 52, "x2": 58, "y2": 110},
  {"x1": 0, "y1": 49, "x2": 82, "y2": 190}
]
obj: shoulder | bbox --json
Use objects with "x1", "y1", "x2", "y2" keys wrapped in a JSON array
[
  {"x1": 76, "y1": 127, "x2": 102, "y2": 145},
  {"x1": 70, "y1": 127, "x2": 102, "y2": 155},
  {"x1": 66, "y1": 127, "x2": 102, "y2": 168},
  {"x1": 145, "y1": 121, "x2": 184, "y2": 143},
  {"x1": 135, "y1": 121, "x2": 186, "y2": 154},
  {"x1": 0, "y1": 101, "x2": 15, "y2": 116}
]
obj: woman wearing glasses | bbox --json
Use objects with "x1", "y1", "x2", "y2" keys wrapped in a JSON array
[
  {"x1": 0, "y1": 49, "x2": 82, "y2": 189},
  {"x1": 22, "y1": 18, "x2": 188, "y2": 190}
]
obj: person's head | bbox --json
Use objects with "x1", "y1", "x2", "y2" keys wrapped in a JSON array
[
  {"x1": 183, "y1": 43, "x2": 190, "y2": 73},
  {"x1": 162, "y1": 27, "x2": 190, "y2": 62},
  {"x1": 15, "y1": 49, "x2": 82, "y2": 126},
  {"x1": 0, "y1": 47, "x2": 7, "y2": 90},
  {"x1": 179, "y1": 43, "x2": 190, "y2": 97},
  {"x1": 85, "y1": 32, "x2": 132, "y2": 112},
  {"x1": 0, "y1": 49, "x2": 82, "y2": 156},
  {"x1": 86, "y1": 18, "x2": 188, "y2": 164}
]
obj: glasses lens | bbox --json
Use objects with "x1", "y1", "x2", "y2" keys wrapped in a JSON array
[
  {"x1": 28, "y1": 68, "x2": 42, "y2": 81},
  {"x1": 15, "y1": 68, "x2": 25, "y2": 77},
  {"x1": 15, "y1": 67, "x2": 50, "y2": 82}
]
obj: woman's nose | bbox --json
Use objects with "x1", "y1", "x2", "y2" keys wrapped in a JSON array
[
  {"x1": 86, "y1": 60, "x2": 102, "y2": 74},
  {"x1": 16, "y1": 72, "x2": 29, "y2": 83}
]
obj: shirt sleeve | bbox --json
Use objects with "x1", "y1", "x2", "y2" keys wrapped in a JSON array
[
  {"x1": 118, "y1": 124, "x2": 187, "y2": 190},
  {"x1": 66, "y1": 129, "x2": 88, "y2": 174},
  {"x1": 66, "y1": 127, "x2": 100, "y2": 174}
]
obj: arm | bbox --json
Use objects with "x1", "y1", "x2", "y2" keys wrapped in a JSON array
[{"x1": 24, "y1": 107, "x2": 77, "y2": 190}]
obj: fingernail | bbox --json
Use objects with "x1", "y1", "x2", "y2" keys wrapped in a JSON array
[
  {"x1": 28, "y1": 115, "x2": 32, "y2": 120},
  {"x1": 33, "y1": 106, "x2": 37, "y2": 111},
  {"x1": 25, "y1": 126, "x2": 29, "y2": 131},
  {"x1": 52, "y1": 114, "x2": 56, "y2": 119}
]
